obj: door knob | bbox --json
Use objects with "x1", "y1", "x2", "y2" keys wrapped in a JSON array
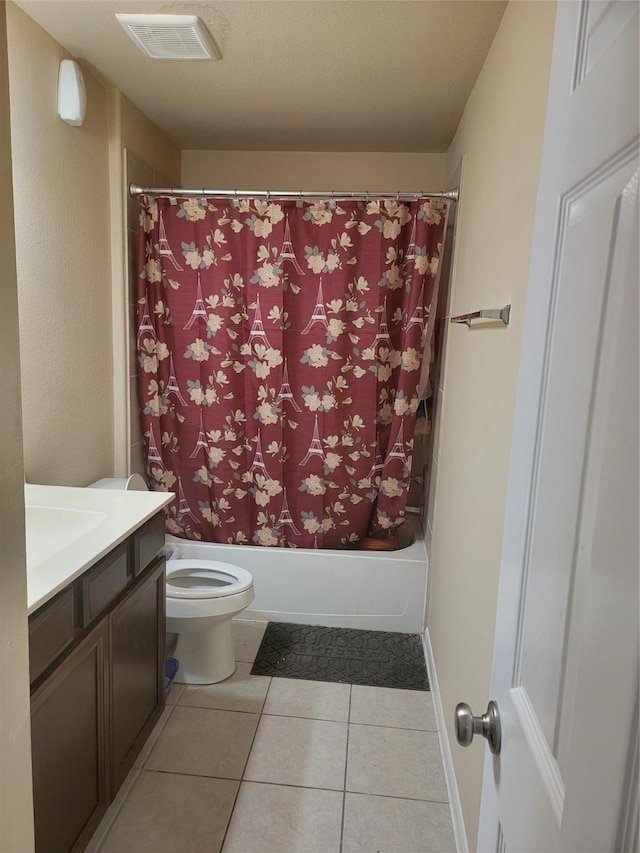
[{"x1": 454, "y1": 700, "x2": 501, "y2": 755}]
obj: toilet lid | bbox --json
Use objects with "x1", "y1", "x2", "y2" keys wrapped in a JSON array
[{"x1": 165, "y1": 559, "x2": 253, "y2": 599}]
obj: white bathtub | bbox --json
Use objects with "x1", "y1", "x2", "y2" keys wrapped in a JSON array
[{"x1": 166, "y1": 517, "x2": 428, "y2": 633}]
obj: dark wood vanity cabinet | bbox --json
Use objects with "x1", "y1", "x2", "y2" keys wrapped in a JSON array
[
  {"x1": 110, "y1": 556, "x2": 165, "y2": 794},
  {"x1": 29, "y1": 512, "x2": 166, "y2": 853},
  {"x1": 31, "y1": 621, "x2": 109, "y2": 853}
]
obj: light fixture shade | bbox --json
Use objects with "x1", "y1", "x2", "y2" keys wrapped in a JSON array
[{"x1": 57, "y1": 59, "x2": 86, "y2": 126}]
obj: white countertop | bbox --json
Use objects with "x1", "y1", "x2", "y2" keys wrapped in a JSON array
[{"x1": 25, "y1": 484, "x2": 174, "y2": 614}]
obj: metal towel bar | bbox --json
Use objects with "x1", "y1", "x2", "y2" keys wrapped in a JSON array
[{"x1": 450, "y1": 305, "x2": 511, "y2": 328}]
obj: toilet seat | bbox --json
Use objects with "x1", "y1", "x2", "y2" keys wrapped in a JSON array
[{"x1": 166, "y1": 559, "x2": 253, "y2": 599}]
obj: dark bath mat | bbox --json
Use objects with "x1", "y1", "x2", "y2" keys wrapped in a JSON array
[{"x1": 251, "y1": 622, "x2": 430, "y2": 691}]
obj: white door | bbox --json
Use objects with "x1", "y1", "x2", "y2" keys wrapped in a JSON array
[{"x1": 475, "y1": 2, "x2": 639, "y2": 851}]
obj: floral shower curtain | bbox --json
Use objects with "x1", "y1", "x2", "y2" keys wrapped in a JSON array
[{"x1": 137, "y1": 195, "x2": 448, "y2": 548}]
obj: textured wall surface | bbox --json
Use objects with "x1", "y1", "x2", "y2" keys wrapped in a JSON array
[
  {"x1": 122, "y1": 94, "x2": 181, "y2": 184},
  {"x1": 0, "y1": 3, "x2": 34, "y2": 848},
  {"x1": 427, "y1": 2, "x2": 557, "y2": 846},
  {"x1": 7, "y1": 3, "x2": 113, "y2": 486},
  {"x1": 182, "y1": 150, "x2": 447, "y2": 193}
]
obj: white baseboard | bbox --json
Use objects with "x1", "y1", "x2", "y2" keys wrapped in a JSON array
[{"x1": 423, "y1": 628, "x2": 469, "y2": 853}]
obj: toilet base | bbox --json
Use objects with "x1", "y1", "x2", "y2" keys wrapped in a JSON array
[{"x1": 171, "y1": 618, "x2": 236, "y2": 684}]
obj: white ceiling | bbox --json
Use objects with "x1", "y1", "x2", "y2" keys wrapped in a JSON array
[{"x1": 15, "y1": 0, "x2": 506, "y2": 152}]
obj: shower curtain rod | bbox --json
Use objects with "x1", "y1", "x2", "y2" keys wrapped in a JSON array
[{"x1": 128, "y1": 183, "x2": 459, "y2": 203}]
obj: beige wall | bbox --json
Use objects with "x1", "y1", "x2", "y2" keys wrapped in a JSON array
[
  {"x1": 429, "y1": 2, "x2": 556, "y2": 847},
  {"x1": 0, "y1": 3, "x2": 34, "y2": 849},
  {"x1": 7, "y1": 2, "x2": 113, "y2": 486},
  {"x1": 6, "y1": 5, "x2": 180, "y2": 484},
  {"x1": 182, "y1": 150, "x2": 447, "y2": 192},
  {"x1": 121, "y1": 94, "x2": 181, "y2": 185}
]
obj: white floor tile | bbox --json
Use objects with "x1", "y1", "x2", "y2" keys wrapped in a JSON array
[
  {"x1": 342, "y1": 792, "x2": 456, "y2": 852},
  {"x1": 132, "y1": 705, "x2": 175, "y2": 769},
  {"x1": 100, "y1": 771, "x2": 238, "y2": 853},
  {"x1": 179, "y1": 662, "x2": 271, "y2": 713},
  {"x1": 222, "y1": 782, "x2": 342, "y2": 853},
  {"x1": 144, "y1": 706, "x2": 258, "y2": 779},
  {"x1": 350, "y1": 684, "x2": 437, "y2": 730},
  {"x1": 244, "y1": 714, "x2": 348, "y2": 790},
  {"x1": 263, "y1": 677, "x2": 351, "y2": 721},
  {"x1": 347, "y1": 724, "x2": 448, "y2": 801},
  {"x1": 96, "y1": 625, "x2": 456, "y2": 853},
  {"x1": 233, "y1": 620, "x2": 268, "y2": 664},
  {"x1": 164, "y1": 681, "x2": 185, "y2": 706}
]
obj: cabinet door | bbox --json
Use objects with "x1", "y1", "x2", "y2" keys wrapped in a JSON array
[
  {"x1": 31, "y1": 621, "x2": 109, "y2": 853},
  {"x1": 109, "y1": 556, "x2": 165, "y2": 795}
]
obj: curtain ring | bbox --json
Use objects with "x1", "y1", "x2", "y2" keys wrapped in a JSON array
[
  {"x1": 266, "y1": 190, "x2": 270, "y2": 203},
  {"x1": 396, "y1": 190, "x2": 400, "y2": 202},
  {"x1": 365, "y1": 190, "x2": 369, "y2": 203}
]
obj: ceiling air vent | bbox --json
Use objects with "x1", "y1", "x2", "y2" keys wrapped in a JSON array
[{"x1": 115, "y1": 13, "x2": 221, "y2": 61}]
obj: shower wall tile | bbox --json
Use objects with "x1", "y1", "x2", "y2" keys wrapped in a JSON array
[
  {"x1": 430, "y1": 317, "x2": 448, "y2": 396},
  {"x1": 425, "y1": 517, "x2": 433, "y2": 557},
  {"x1": 129, "y1": 441, "x2": 146, "y2": 480},
  {"x1": 426, "y1": 456, "x2": 438, "y2": 535},
  {"x1": 437, "y1": 322, "x2": 450, "y2": 395},
  {"x1": 431, "y1": 387, "x2": 444, "y2": 463}
]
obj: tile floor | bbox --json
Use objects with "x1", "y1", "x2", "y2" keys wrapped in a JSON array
[{"x1": 87, "y1": 622, "x2": 456, "y2": 853}]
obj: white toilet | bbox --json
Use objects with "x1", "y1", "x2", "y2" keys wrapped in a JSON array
[
  {"x1": 166, "y1": 559, "x2": 255, "y2": 684},
  {"x1": 87, "y1": 476, "x2": 255, "y2": 686}
]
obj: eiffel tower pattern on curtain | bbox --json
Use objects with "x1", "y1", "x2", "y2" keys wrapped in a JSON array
[
  {"x1": 137, "y1": 297, "x2": 157, "y2": 345},
  {"x1": 248, "y1": 295, "x2": 274, "y2": 350},
  {"x1": 301, "y1": 278, "x2": 329, "y2": 335},
  {"x1": 137, "y1": 195, "x2": 450, "y2": 547},
  {"x1": 158, "y1": 209, "x2": 184, "y2": 271},
  {"x1": 386, "y1": 422, "x2": 408, "y2": 465},
  {"x1": 190, "y1": 410, "x2": 210, "y2": 458},
  {"x1": 249, "y1": 432, "x2": 271, "y2": 480},
  {"x1": 177, "y1": 477, "x2": 199, "y2": 524},
  {"x1": 404, "y1": 281, "x2": 426, "y2": 331},
  {"x1": 278, "y1": 215, "x2": 305, "y2": 275},
  {"x1": 372, "y1": 298, "x2": 393, "y2": 348},
  {"x1": 184, "y1": 273, "x2": 208, "y2": 330},
  {"x1": 367, "y1": 441, "x2": 385, "y2": 480},
  {"x1": 276, "y1": 361, "x2": 302, "y2": 412},
  {"x1": 165, "y1": 353, "x2": 188, "y2": 405},
  {"x1": 146, "y1": 425, "x2": 164, "y2": 469},
  {"x1": 300, "y1": 416, "x2": 325, "y2": 465},
  {"x1": 276, "y1": 490, "x2": 302, "y2": 536},
  {"x1": 404, "y1": 217, "x2": 417, "y2": 263}
]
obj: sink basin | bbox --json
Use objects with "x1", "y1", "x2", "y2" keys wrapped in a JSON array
[
  {"x1": 24, "y1": 484, "x2": 173, "y2": 614},
  {"x1": 26, "y1": 505, "x2": 107, "y2": 569}
]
